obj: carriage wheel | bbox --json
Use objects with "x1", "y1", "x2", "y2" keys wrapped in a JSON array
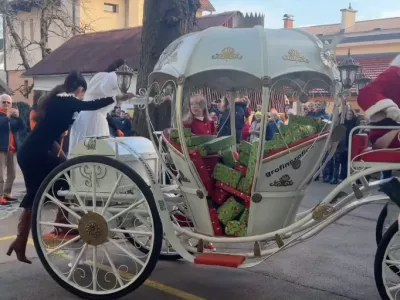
[
  {"x1": 124, "y1": 209, "x2": 198, "y2": 261},
  {"x1": 376, "y1": 203, "x2": 389, "y2": 245},
  {"x1": 374, "y1": 221, "x2": 400, "y2": 299},
  {"x1": 31, "y1": 156, "x2": 163, "y2": 300},
  {"x1": 124, "y1": 232, "x2": 182, "y2": 261}
]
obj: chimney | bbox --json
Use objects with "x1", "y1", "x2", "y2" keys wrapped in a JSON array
[
  {"x1": 340, "y1": 3, "x2": 357, "y2": 31},
  {"x1": 283, "y1": 14, "x2": 294, "y2": 28}
]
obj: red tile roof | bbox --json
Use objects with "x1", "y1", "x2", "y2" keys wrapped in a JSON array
[
  {"x1": 301, "y1": 17, "x2": 400, "y2": 36},
  {"x1": 24, "y1": 12, "x2": 239, "y2": 77},
  {"x1": 337, "y1": 53, "x2": 397, "y2": 80},
  {"x1": 200, "y1": 0, "x2": 215, "y2": 12}
]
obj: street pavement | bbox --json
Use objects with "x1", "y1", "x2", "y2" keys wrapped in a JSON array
[{"x1": 0, "y1": 167, "x2": 385, "y2": 300}]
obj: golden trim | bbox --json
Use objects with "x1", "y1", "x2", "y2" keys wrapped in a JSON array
[
  {"x1": 282, "y1": 49, "x2": 309, "y2": 63},
  {"x1": 165, "y1": 52, "x2": 178, "y2": 65},
  {"x1": 212, "y1": 47, "x2": 243, "y2": 60},
  {"x1": 155, "y1": 40, "x2": 182, "y2": 70},
  {"x1": 312, "y1": 203, "x2": 335, "y2": 221},
  {"x1": 78, "y1": 212, "x2": 109, "y2": 246}
]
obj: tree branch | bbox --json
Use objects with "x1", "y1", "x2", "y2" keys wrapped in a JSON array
[
  {"x1": 4, "y1": 14, "x2": 32, "y2": 70},
  {"x1": 2, "y1": 0, "x2": 94, "y2": 69}
]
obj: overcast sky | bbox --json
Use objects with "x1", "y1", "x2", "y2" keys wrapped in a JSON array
[{"x1": 211, "y1": 0, "x2": 400, "y2": 29}]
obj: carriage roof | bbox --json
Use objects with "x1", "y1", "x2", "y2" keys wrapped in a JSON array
[{"x1": 149, "y1": 26, "x2": 339, "y2": 92}]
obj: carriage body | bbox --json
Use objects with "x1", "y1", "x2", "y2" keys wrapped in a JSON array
[
  {"x1": 69, "y1": 137, "x2": 158, "y2": 192},
  {"x1": 148, "y1": 26, "x2": 339, "y2": 238}
]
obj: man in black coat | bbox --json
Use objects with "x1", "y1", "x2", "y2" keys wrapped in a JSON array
[{"x1": 0, "y1": 94, "x2": 25, "y2": 205}]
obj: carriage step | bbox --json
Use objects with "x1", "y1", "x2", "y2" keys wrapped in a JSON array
[{"x1": 194, "y1": 253, "x2": 246, "y2": 268}]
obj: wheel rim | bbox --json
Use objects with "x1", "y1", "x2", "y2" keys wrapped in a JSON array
[
  {"x1": 382, "y1": 226, "x2": 400, "y2": 299},
  {"x1": 34, "y1": 161, "x2": 158, "y2": 295}
]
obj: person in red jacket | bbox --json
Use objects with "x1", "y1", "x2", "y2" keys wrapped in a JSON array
[
  {"x1": 182, "y1": 94, "x2": 217, "y2": 252},
  {"x1": 357, "y1": 54, "x2": 400, "y2": 149},
  {"x1": 183, "y1": 94, "x2": 216, "y2": 135}
]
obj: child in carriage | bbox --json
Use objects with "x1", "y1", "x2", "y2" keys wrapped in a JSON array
[
  {"x1": 181, "y1": 94, "x2": 217, "y2": 251},
  {"x1": 183, "y1": 94, "x2": 216, "y2": 136},
  {"x1": 249, "y1": 111, "x2": 262, "y2": 142},
  {"x1": 357, "y1": 54, "x2": 400, "y2": 149}
]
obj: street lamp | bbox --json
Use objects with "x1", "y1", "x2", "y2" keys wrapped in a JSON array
[
  {"x1": 338, "y1": 49, "x2": 360, "y2": 89},
  {"x1": 355, "y1": 67, "x2": 371, "y2": 94},
  {"x1": 115, "y1": 61, "x2": 134, "y2": 93}
]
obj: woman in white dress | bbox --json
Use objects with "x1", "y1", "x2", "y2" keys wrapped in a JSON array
[{"x1": 68, "y1": 59, "x2": 125, "y2": 155}]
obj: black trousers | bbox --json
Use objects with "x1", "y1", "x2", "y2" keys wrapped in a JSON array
[
  {"x1": 323, "y1": 151, "x2": 348, "y2": 180},
  {"x1": 18, "y1": 151, "x2": 66, "y2": 209}
]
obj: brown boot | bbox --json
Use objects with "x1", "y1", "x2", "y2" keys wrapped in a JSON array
[
  {"x1": 52, "y1": 208, "x2": 79, "y2": 235},
  {"x1": 6, "y1": 209, "x2": 32, "y2": 264}
]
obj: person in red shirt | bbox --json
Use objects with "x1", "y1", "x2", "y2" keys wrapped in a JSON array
[
  {"x1": 182, "y1": 94, "x2": 217, "y2": 252},
  {"x1": 183, "y1": 94, "x2": 216, "y2": 135}
]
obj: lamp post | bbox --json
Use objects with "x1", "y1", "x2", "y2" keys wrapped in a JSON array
[
  {"x1": 336, "y1": 50, "x2": 360, "y2": 123},
  {"x1": 115, "y1": 61, "x2": 134, "y2": 93},
  {"x1": 338, "y1": 49, "x2": 360, "y2": 90},
  {"x1": 355, "y1": 67, "x2": 372, "y2": 94}
]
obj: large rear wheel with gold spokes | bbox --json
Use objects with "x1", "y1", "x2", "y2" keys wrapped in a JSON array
[{"x1": 31, "y1": 155, "x2": 162, "y2": 300}]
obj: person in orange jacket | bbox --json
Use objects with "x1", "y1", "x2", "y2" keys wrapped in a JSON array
[{"x1": 0, "y1": 94, "x2": 25, "y2": 205}]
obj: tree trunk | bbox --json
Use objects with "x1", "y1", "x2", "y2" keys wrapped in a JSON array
[{"x1": 134, "y1": 0, "x2": 200, "y2": 138}]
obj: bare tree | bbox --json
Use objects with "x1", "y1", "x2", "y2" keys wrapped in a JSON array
[
  {"x1": 0, "y1": 0, "x2": 93, "y2": 97},
  {"x1": 134, "y1": 0, "x2": 200, "y2": 138}
]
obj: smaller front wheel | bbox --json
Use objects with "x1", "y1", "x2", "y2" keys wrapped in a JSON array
[
  {"x1": 125, "y1": 208, "x2": 198, "y2": 261},
  {"x1": 375, "y1": 221, "x2": 400, "y2": 300},
  {"x1": 376, "y1": 203, "x2": 389, "y2": 245}
]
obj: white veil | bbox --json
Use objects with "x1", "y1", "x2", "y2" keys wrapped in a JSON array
[{"x1": 68, "y1": 72, "x2": 119, "y2": 155}]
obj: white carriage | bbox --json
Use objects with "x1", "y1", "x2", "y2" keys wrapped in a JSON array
[{"x1": 31, "y1": 26, "x2": 400, "y2": 300}]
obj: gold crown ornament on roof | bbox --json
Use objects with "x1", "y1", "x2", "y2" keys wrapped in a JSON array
[
  {"x1": 282, "y1": 49, "x2": 309, "y2": 63},
  {"x1": 212, "y1": 47, "x2": 243, "y2": 60}
]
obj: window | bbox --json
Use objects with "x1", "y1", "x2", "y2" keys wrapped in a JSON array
[{"x1": 104, "y1": 3, "x2": 117, "y2": 13}]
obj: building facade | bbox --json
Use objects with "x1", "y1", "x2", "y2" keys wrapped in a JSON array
[
  {"x1": 4, "y1": 0, "x2": 216, "y2": 104},
  {"x1": 296, "y1": 4, "x2": 400, "y2": 113},
  {"x1": 24, "y1": 11, "x2": 266, "y2": 110}
]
